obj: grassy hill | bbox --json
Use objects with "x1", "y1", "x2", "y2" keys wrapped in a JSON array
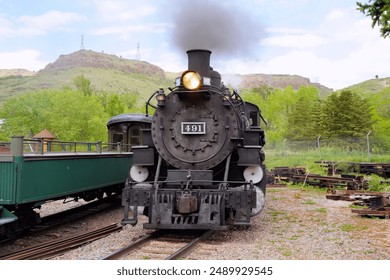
[
  {"x1": 0, "y1": 69, "x2": 35, "y2": 77},
  {"x1": 0, "y1": 50, "x2": 173, "y2": 105},
  {"x1": 342, "y1": 77, "x2": 390, "y2": 95}
]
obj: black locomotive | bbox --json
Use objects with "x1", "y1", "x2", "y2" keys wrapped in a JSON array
[{"x1": 122, "y1": 49, "x2": 266, "y2": 230}]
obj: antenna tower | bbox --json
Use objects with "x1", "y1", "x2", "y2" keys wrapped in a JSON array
[
  {"x1": 80, "y1": 34, "x2": 85, "y2": 50},
  {"x1": 135, "y1": 42, "x2": 141, "y2": 61}
]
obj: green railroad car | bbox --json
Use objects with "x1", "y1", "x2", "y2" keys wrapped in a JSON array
[{"x1": 0, "y1": 113, "x2": 151, "y2": 238}]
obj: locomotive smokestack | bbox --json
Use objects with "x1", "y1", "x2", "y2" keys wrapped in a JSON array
[{"x1": 187, "y1": 49, "x2": 211, "y2": 78}]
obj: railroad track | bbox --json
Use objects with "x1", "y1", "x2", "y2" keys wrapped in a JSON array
[
  {"x1": 0, "y1": 196, "x2": 121, "y2": 244},
  {"x1": 0, "y1": 223, "x2": 122, "y2": 260},
  {"x1": 102, "y1": 230, "x2": 213, "y2": 260}
]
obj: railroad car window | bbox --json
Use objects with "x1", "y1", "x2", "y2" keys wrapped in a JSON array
[
  {"x1": 113, "y1": 133, "x2": 123, "y2": 143},
  {"x1": 111, "y1": 133, "x2": 124, "y2": 151},
  {"x1": 129, "y1": 125, "x2": 142, "y2": 146},
  {"x1": 249, "y1": 111, "x2": 259, "y2": 127}
]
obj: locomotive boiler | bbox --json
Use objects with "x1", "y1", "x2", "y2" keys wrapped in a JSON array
[{"x1": 122, "y1": 49, "x2": 266, "y2": 230}]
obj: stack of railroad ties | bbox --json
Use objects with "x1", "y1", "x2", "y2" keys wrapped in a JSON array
[
  {"x1": 326, "y1": 190, "x2": 390, "y2": 219},
  {"x1": 318, "y1": 161, "x2": 390, "y2": 219},
  {"x1": 267, "y1": 162, "x2": 390, "y2": 219},
  {"x1": 267, "y1": 166, "x2": 368, "y2": 191}
]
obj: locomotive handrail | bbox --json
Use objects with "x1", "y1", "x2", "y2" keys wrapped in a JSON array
[{"x1": 145, "y1": 90, "x2": 159, "y2": 116}]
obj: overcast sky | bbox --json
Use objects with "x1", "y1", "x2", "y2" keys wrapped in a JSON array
[{"x1": 0, "y1": 0, "x2": 389, "y2": 89}]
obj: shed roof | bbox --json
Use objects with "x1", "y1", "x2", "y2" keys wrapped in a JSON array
[{"x1": 33, "y1": 129, "x2": 56, "y2": 139}]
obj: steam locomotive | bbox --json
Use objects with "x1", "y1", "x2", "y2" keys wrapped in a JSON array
[{"x1": 122, "y1": 49, "x2": 266, "y2": 230}]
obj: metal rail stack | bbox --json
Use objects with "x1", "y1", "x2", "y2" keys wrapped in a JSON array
[{"x1": 317, "y1": 161, "x2": 390, "y2": 179}]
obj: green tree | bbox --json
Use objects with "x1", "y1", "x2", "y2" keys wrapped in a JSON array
[
  {"x1": 285, "y1": 91, "x2": 320, "y2": 140},
  {"x1": 368, "y1": 88, "x2": 390, "y2": 152},
  {"x1": 284, "y1": 86, "x2": 322, "y2": 144},
  {"x1": 262, "y1": 86, "x2": 296, "y2": 142},
  {"x1": 120, "y1": 92, "x2": 143, "y2": 112},
  {"x1": 251, "y1": 85, "x2": 274, "y2": 100},
  {"x1": 49, "y1": 89, "x2": 107, "y2": 141},
  {"x1": 357, "y1": 0, "x2": 390, "y2": 38},
  {"x1": 0, "y1": 89, "x2": 108, "y2": 142},
  {"x1": 243, "y1": 85, "x2": 321, "y2": 144},
  {"x1": 106, "y1": 94, "x2": 125, "y2": 117},
  {"x1": 0, "y1": 91, "x2": 53, "y2": 139},
  {"x1": 320, "y1": 90, "x2": 373, "y2": 138},
  {"x1": 74, "y1": 74, "x2": 92, "y2": 96}
]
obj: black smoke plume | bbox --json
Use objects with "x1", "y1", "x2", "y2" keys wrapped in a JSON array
[{"x1": 170, "y1": 0, "x2": 263, "y2": 58}]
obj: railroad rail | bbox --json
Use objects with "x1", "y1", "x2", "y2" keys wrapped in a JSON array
[
  {"x1": 102, "y1": 230, "x2": 213, "y2": 260},
  {"x1": 326, "y1": 190, "x2": 390, "y2": 218},
  {"x1": 268, "y1": 166, "x2": 306, "y2": 183},
  {"x1": 268, "y1": 165, "x2": 368, "y2": 191},
  {"x1": 316, "y1": 161, "x2": 390, "y2": 179},
  {"x1": 0, "y1": 223, "x2": 122, "y2": 260},
  {"x1": 292, "y1": 173, "x2": 368, "y2": 191},
  {"x1": 1, "y1": 196, "x2": 121, "y2": 243}
]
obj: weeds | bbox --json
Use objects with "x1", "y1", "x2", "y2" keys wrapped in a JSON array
[
  {"x1": 339, "y1": 223, "x2": 368, "y2": 232},
  {"x1": 302, "y1": 199, "x2": 316, "y2": 205}
]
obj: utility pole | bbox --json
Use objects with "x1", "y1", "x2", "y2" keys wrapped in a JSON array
[
  {"x1": 135, "y1": 42, "x2": 140, "y2": 61},
  {"x1": 366, "y1": 131, "x2": 371, "y2": 162},
  {"x1": 80, "y1": 34, "x2": 85, "y2": 50}
]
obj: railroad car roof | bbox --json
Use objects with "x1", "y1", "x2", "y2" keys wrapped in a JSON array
[{"x1": 106, "y1": 113, "x2": 152, "y2": 127}]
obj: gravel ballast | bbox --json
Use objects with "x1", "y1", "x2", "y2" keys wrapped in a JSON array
[{"x1": 2, "y1": 186, "x2": 390, "y2": 260}]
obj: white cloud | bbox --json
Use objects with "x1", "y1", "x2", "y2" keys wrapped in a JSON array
[
  {"x1": 92, "y1": 0, "x2": 156, "y2": 22},
  {"x1": 0, "y1": 50, "x2": 48, "y2": 71},
  {"x1": 211, "y1": 7, "x2": 390, "y2": 90},
  {"x1": 19, "y1": 10, "x2": 85, "y2": 29},
  {"x1": 18, "y1": 10, "x2": 86, "y2": 34},
  {"x1": 0, "y1": 11, "x2": 85, "y2": 38},
  {"x1": 90, "y1": 1, "x2": 164, "y2": 40},
  {"x1": 262, "y1": 33, "x2": 326, "y2": 49},
  {"x1": 92, "y1": 23, "x2": 170, "y2": 37},
  {"x1": 120, "y1": 47, "x2": 185, "y2": 73},
  {"x1": 325, "y1": 9, "x2": 345, "y2": 22},
  {"x1": 0, "y1": 16, "x2": 14, "y2": 36},
  {"x1": 148, "y1": 51, "x2": 185, "y2": 73}
]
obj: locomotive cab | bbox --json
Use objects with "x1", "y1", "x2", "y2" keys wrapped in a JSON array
[{"x1": 122, "y1": 49, "x2": 266, "y2": 230}]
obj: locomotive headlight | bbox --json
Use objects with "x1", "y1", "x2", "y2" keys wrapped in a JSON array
[{"x1": 181, "y1": 70, "x2": 202, "y2": 90}]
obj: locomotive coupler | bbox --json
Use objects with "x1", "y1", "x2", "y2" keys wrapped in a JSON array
[{"x1": 177, "y1": 192, "x2": 198, "y2": 214}]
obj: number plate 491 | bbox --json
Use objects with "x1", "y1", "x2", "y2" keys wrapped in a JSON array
[{"x1": 181, "y1": 122, "x2": 206, "y2": 134}]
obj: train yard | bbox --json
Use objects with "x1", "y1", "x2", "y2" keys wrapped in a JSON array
[
  {"x1": 1, "y1": 158, "x2": 389, "y2": 260},
  {"x1": 268, "y1": 162, "x2": 390, "y2": 218},
  {"x1": 1, "y1": 182, "x2": 390, "y2": 260}
]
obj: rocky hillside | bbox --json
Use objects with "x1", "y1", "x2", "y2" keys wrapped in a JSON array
[
  {"x1": 0, "y1": 50, "x2": 171, "y2": 101},
  {"x1": 0, "y1": 69, "x2": 35, "y2": 77},
  {"x1": 40, "y1": 50, "x2": 165, "y2": 79},
  {"x1": 241, "y1": 74, "x2": 332, "y2": 95}
]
